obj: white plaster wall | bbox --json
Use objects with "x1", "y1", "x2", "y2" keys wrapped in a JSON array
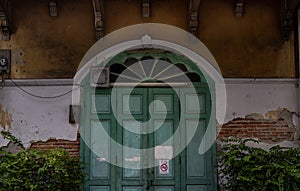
[
  {"x1": 224, "y1": 78, "x2": 299, "y2": 123},
  {"x1": 0, "y1": 78, "x2": 298, "y2": 147},
  {"x1": 0, "y1": 79, "x2": 78, "y2": 147}
]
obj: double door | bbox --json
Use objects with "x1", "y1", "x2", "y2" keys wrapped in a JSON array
[{"x1": 82, "y1": 87, "x2": 214, "y2": 191}]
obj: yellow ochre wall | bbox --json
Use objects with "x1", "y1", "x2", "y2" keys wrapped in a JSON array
[{"x1": 0, "y1": 0, "x2": 296, "y2": 78}]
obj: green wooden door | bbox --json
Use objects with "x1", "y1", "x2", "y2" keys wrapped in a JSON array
[{"x1": 81, "y1": 86, "x2": 215, "y2": 191}]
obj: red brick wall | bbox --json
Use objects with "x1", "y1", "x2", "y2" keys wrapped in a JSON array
[
  {"x1": 29, "y1": 118, "x2": 297, "y2": 157},
  {"x1": 218, "y1": 117, "x2": 295, "y2": 143},
  {"x1": 30, "y1": 133, "x2": 80, "y2": 157}
]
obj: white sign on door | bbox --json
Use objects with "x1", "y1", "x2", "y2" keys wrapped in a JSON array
[
  {"x1": 159, "y1": 160, "x2": 169, "y2": 174},
  {"x1": 155, "y1": 146, "x2": 173, "y2": 159}
]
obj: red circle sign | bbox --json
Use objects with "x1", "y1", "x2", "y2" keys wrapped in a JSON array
[{"x1": 160, "y1": 162, "x2": 168, "y2": 172}]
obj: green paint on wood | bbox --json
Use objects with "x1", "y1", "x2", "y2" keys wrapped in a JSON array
[{"x1": 81, "y1": 52, "x2": 216, "y2": 191}]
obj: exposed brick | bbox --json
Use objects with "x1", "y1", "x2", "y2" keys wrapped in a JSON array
[
  {"x1": 30, "y1": 132, "x2": 80, "y2": 157},
  {"x1": 218, "y1": 117, "x2": 295, "y2": 143}
]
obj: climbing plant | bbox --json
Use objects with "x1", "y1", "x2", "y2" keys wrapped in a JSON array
[
  {"x1": 0, "y1": 131, "x2": 85, "y2": 191},
  {"x1": 219, "y1": 138, "x2": 300, "y2": 191}
]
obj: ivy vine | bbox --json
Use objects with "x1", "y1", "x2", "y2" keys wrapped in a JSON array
[
  {"x1": 219, "y1": 138, "x2": 300, "y2": 191},
  {"x1": 0, "y1": 131, "x2": 85, "y2": 191}
]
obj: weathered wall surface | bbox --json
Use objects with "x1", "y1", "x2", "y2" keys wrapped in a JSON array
[
  {"x1": 0, "y1": 80, "x2": 78, "y2": 148},
  {"x1": 224, "y1": 79, "x2": 299, "y2": 122},
  {"x1": 103, "y1": 0, "x2": 188, "y2": 33},
  {"x1": 0, "y1": 0, "x2": 296, "y2": 79},
  {"x1": 31, "y1": 133, "x2": 80, "y2": 157},
  {"x1": 219, "y1": 78, "x2": 300, "y2": 148},
  {"x1": 0, "y1": 79, "x2": 299, "y2": 151},
  {"x1": 199, "y1": 0, "x2": 295, "y2": 77},
  {"x1": 0, "y1": 0, "x2": 95, "y2": 78}
]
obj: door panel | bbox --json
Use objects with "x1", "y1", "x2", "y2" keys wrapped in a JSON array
[
  {"x1": 91, "y1": 120, "x2": 110, "y2": 179},
  {"x1": 122, "y1": 94, "x2": 143, "y2": 115},
  {"x1": 153, "y1": 94, "x2": 173, "y2": 113},
  {"x1": 186, "y1": 120, "x2": 205, "y2": 178},
  {"x1": 149, "y1": 89, "x2": 180, "y2": 191},
  {"x1": 123, "y1": 121, "x2": 142, "y2": 178},
  {"x1": 123, "y1": 187, "x2": 143, "y2": 191},
  {"x1": 90, "y1": 186, "x2": 110, "y2": 191},
  {"x1": 154, "y1": 120, "x2": 174, "y2": 179},
  {"x1": 91, "y1": 95, "x2": 111, "y2": 114},
  {"x1": 154, "y1": 187, "x2": 174, "y2": 191},
  {"x1": 187, "y1": 185, "x2": 207, "y2": 191},
  {"x1": 116, "y1": 89, "x2": 147, "y2": 191},
  {"x1": 82, "y1": 87, "x2": 214, "y2": 191}
]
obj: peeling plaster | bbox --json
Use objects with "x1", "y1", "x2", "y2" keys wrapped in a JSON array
[
  {"x1": 219, "y1": 108, "x2": 300, "y2": 149},
  {"x1": 0, "y1": 104, "x2": 12, "y2": 130},
  {"x1": 0, "y1": 81, "x2": 78, "y2": 148},
  {"x1": 224, "y1": 78, "x2": 299, "y2": 124},
  {"x1": 245, "y1": 139, "x2": 299, "y2": 150},
  {"x1": 0, "y1": 78, "x2": 298, "y2": 150},
  {"x1": 246, "y1": 108, "x2": 296, "y2": 127}
]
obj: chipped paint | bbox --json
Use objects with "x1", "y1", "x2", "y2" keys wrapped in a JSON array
[
  {"x1": 0, "y1": 80, "x2": 78, "y2": 148},
  {"x1": 0, "y1": 77, "x2": 298, "y2": 151},
  {"x1": 0, "y1": 104, "x2": 12, "y2": 130},
  {"x1": 219, "y1": 107, "x2": 300, "y2": 149},
  {"x1": 225, "y1": 78, "x2": 299, "y2": 124},
  {"x1": 246, "y1": 108, "x2": 296, "y2": 127}
]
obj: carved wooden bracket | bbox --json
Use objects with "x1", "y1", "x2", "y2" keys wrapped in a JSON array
[
  {"x1": 0, "y1": 0, "x2": 11, "y2": 41},
  {"x1": 188, "y1": 0, "x2": 201, "y2": 36},
  {"x1": 49, "y1": 0, "x2": 58, "y2": 17},
  {"x1": 235, "y1": 0, "x2": 245, "y2": 17},
  {"x1": 142, "y1": 0, "x2": 150, "y2": 18},
  {"x1": 92, "y1": 0, "x2": 104, "y2": 40}
]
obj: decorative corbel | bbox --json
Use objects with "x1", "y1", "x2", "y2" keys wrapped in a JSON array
[
  {"x1": 234, "y1": 0, "x2": 245, "y2": 17},
  {"x1": 0, "y1": 0, "x2": 11, "y2": 41},
  {"x1": 281, "y1": 0, "x2": 293, "y2": 41},
  {"x1": 92, "y1": 0, "x2": 104, "y2": 40},
  {"x1": 188, "y1": 0, "x2": 201, "y2": 36},
  {"x1": 142, "y1": 0, "x2": 150, "y2": 18},
  {"x1": 49, "y1": 0, "x2": 58, "y2": 17}
]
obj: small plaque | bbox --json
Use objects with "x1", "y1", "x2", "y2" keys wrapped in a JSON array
[
  {"x1": 159, "y1": 160, "x2": 169, "y2": 174},
  {"x1": 155, "y1": 146, "x2": 173, "y2": 160}
]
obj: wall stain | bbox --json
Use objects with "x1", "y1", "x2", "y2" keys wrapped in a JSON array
[
  {"x1": 0, "y1": 104, "x2": 12, "y2": 130},
  {"x1": 245, "y1": 108, "x2": 295, "y2": 127}
]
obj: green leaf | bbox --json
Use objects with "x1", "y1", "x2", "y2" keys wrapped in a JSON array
[{"x1": 218, "y1": 138, "x2": 300, "y2": 191}]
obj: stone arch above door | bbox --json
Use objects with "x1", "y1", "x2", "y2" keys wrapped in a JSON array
[
  {"x1": 73, "y1": 24, "x2": 227, "y2": 156},
  {"x1": 74, "y1": 23, "x2": 226, "y2": 127}
]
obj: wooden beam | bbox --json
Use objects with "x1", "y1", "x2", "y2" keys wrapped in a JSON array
[
  {"x1": 188, "y1": 0, "x2": 201, "y2": 36},
  {"x1": 0, "y1": 0, "x2": 11, "y2": 40},
  {"x1": 92, "y1": 0, "x2": 104, "y2": 40}
]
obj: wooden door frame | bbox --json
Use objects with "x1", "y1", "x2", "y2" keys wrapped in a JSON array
[{"x1": 79, "y1": 51, "x2": 217, "y2": 191}]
